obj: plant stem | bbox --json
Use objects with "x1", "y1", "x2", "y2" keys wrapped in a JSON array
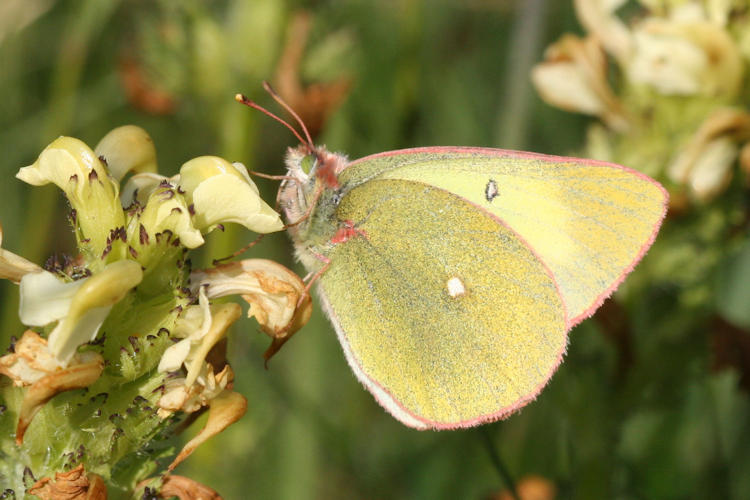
[
  {"x1": 479, "y1": 426, "x2": 519, "y2": 500},
  {"x1": 495, "y1": 0, "x2": 548, "y2": 150}
]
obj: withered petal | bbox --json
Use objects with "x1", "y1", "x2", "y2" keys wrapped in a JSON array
[
  {"x1": 28, "y1": 464, "x2": 107, "y2": 500},
  {"x1": 184, "y1": 304, "x2": 241, "y2": 388},
  {"x1": 192, "y1": 259, "x2": 312, "y2": 361},
  {"x1": 274, "y1": 10, "x2": 353, "y2": 137},
  {"x1": 168, "y1": 390, "x2": 247, "y2": 471},
  {"x1": 136, "y1": 475, "x2": 223, "y2": 500},
  {"x1": 16, "y1": 352, "x2": 104, "y2": 444},
  {"x1": 0, "y1": 330, "x2": 62, "y2": 386}
]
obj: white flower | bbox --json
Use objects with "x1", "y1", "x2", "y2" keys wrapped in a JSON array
[
  {"x1": 574, "y1": 0, "x2": 743, "y2": 98},
  {"x1": 639, "y1": 0, "x2": 733, "y2": 26},
  {"x1": 19, "y1": 271, "x2": 83, "y2": 327},
  {"x1": 157, "y1": 283, "x2": 241, "y2": 388},
  {"x1": 158, "y1": 285, "x2": 213, "y2": 373},
  {"x1": 182, "y1": 302, "x2": 241, "y2": 388},
  {"x1": 574, "y1": 0, "x2": 633, "y2": 63},
  {"x1": 629, "y1": 22, "x2": 707, "y2": 95},
  {"x1": 19, "y1": 260, "x2": 143, "y2": 365},
  {"x1": 684, "y1": 138, "x2": 738, "y2": 200},
  {"x1": 627, "y1": 14, "x2": 742, "y2": 97},
  {"x1": 704, "y1": 0, "x2": 733, "y2": 26}
]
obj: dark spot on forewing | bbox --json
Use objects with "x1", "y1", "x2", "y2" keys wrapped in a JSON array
[{"x1": 485, "y1": 179, "x2": 498, "y2": 203}]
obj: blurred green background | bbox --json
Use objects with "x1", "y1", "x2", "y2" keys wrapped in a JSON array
[{"x1": 2, "y1": 0, "x2": 750, "y2": 498}]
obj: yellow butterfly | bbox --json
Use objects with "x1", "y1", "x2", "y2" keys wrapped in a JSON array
[{"x1": 241, "y1": 92, "x2": 668, "y2": 430}]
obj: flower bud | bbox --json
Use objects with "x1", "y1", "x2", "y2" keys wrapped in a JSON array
[{"x1": 95, "y1": 125, "x2": 158, "y2": 181}]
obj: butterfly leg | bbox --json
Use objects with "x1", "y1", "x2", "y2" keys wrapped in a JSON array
[
  {"x1": 298, "y1": 251, "x2": 331, "y2": 307},
  {"x1": 213, "y1": 233, "x2": 267, "y2": 264}
]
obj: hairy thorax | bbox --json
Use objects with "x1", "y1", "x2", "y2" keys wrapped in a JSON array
[{"x1": 280, "y1": 147, "x2": 349, "y2": 273}]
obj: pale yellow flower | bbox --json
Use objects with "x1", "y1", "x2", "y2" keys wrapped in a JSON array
[
  {"x1": 628, "y1": 17, "x2": 743, "y2": 97},
  {"x1": 122, "y1": 155, "x2": 283, "y2": 247},
  {"x1": 0, "y1": 223, "x2": 42, "y2": 284},
  {"x1": 138, "y1": 181, "x2": 205, "y2": 249},
  {"x1": 16, "y1": 137, "x2": 124, "y2": 260},
  {"x1": 16, "y1": 137, "x2": 113, "y2": 199},
  {"x1": 178, "y1": 156, "x2": 283, "y2": 234},
  {"x1": 94, "y1": 125, "x2": 158, "y2": 181},
  {"x1": 531, "y1": 34, "x2": 629, "y2": 131},
  {"x1": 120, "y1": 172, "x2": 175, "y2": 207},
  {"x1": 19, "y1": 260, "x2": 143, "y2": 365},
  {"x1": 668, "y1": 108, "x2": 750, "y2": 201}
]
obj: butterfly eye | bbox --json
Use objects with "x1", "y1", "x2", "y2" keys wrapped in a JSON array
[{"x1": 300, "y1": 154, "x2": 316, "y2": 174}]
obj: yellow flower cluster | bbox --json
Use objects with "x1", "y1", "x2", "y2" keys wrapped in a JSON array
[{"x1": 0, "y1": 125, "x2": 312, "y2": 492}]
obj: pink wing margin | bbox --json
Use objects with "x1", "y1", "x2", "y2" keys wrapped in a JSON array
[{"x1": 327, "y1": 146, "x2": 668, "y2": 430}]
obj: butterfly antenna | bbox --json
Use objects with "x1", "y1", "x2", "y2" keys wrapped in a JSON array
[
  {"x1": 248, "y1": 172, "x2": 297, "y2": 182},
  {"x1": 235, "y1": 93, "x2": 309, "y2": 148},
  {"x1": 262, "y1": 81, "x2": 315, "y2": 151}
]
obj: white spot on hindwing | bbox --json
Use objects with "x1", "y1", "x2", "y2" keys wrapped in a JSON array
[
  {"x1": 485, "y1": 179, "x2": 498, "y2": 203},
  {"x1": 446, "y1": 276, "x2": 466, "y2": 298}
]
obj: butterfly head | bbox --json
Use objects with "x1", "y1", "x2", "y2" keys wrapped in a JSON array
[
  {"x1": 285, "y1": 144, "x2": 346, "y2": 187},
  {"x1": 280, "y1": 144, "x2": 348, "y2": 225},
  {"x1": 234, "y1": 87, "x2": 348, "y2": 239}
]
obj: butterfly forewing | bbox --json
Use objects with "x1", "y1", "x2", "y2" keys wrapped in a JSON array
[{"x1": 341, "y1": 147, "x2": 667, "y2": 326}]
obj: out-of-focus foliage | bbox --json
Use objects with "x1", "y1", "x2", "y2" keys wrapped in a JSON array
[
  {"x1": 0, "y1": 0, "x2": 748, "y2": 499},
  {"x1": 530, "y1": 1, "x2": 750, "y2": 498}
]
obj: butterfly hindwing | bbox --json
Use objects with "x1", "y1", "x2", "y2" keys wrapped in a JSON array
[{"x1": 317, "y1": 178, "x2": 568, "y2": 429}]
